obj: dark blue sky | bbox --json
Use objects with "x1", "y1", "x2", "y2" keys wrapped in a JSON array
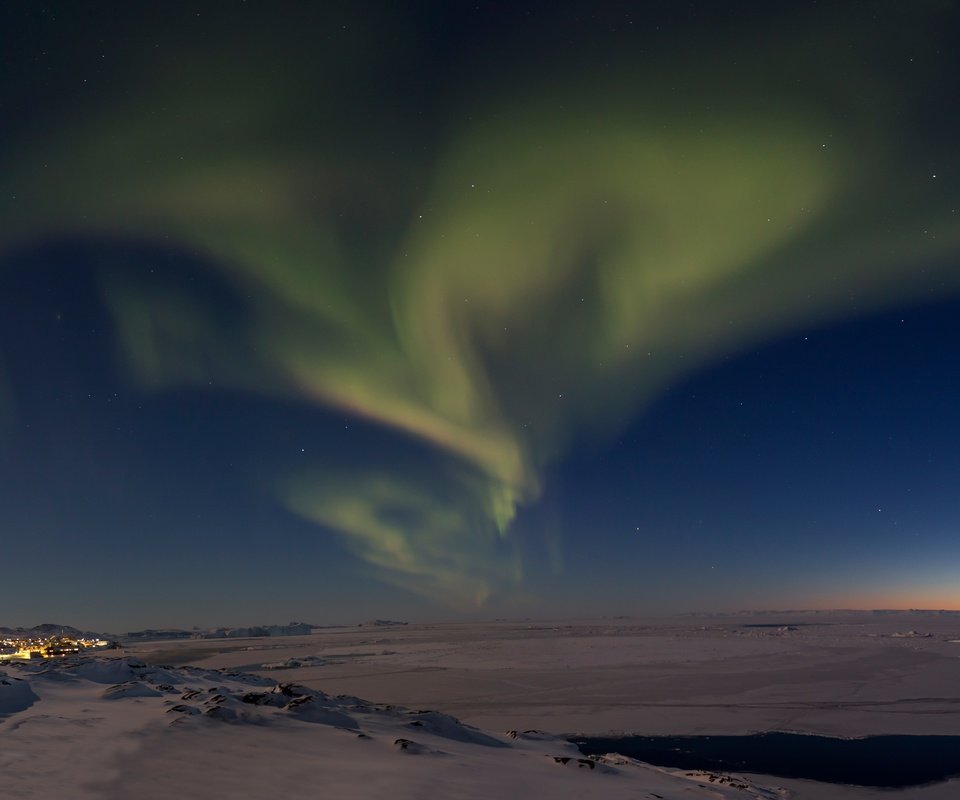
[
  {"x1": 1, "y1": 1, "x2": 958, "y2": 630},
  {"x1": 542, "y1": 296, "x2": 960, "y2": 615}
]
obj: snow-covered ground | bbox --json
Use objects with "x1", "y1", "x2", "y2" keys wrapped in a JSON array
[
  {"x1": 4, "y1": 613, "x2": 959, "y2": 798},
  {"x1": 134, "y1": 613, "x2": 960, "y2": 738},
  {"x1": 2, "y1": 655, "x2": 795, "y2": 799}
]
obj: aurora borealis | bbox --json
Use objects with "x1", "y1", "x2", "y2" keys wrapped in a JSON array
[{"x1": 1, "y1": 1, "x2": 959, "y2": 629}]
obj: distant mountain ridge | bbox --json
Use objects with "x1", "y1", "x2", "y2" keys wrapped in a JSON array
[
  {"x1": 125, "y1": 622, "x2": 322, "y2": 641},
  {"x1": 1, "y1": 621, "x2": 325, "y2": 642},
  {"x1": 0, "y1": 623, "x2": 113, "y2": 640}
]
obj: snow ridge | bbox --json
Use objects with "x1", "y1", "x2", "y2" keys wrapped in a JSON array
[{"x1": 0, "y1": 656, "x2": 787, "y2": 800}]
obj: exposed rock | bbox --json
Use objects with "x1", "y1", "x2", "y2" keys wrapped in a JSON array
[{"x1": 103, "y1": 682, "x2": 162, "y2": 700}]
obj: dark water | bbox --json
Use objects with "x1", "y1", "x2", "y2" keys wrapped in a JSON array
[{"x1": 571, "y1": 733, "x2": 960, "y2": 788}]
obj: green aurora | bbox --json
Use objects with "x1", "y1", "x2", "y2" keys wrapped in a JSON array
[{"x1": 2, "y1": 2, "x2": 959, "y2": 605}]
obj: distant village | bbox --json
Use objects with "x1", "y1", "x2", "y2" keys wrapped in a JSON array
[
  {"x1": 1, "y1": 619, "x2": 411, "y2": 654},
  {"x1": 0, "y1": 632, "x2": 115, "y2": 660}
]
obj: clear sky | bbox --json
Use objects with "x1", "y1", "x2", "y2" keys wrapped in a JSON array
[{"x1": 1, "y1": 1, "x2": 958, "y2": 632}]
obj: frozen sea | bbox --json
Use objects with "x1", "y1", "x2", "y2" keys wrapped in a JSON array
[{"x1": 3, "y1": 612, "x2": 959, "y2": 798}]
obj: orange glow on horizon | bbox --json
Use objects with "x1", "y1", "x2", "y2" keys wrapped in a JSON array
[{"x1": 801, "y1": 587, "x2": 960, "y2": 612}]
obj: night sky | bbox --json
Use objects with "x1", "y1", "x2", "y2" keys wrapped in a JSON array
[{"x1": 2, "y1": 1, "x2": 958, "y2": 631}]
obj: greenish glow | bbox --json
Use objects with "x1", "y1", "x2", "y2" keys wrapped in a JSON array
[
  {"x1": 2, "y1": 3, "x2": 959, "y2": 604},
  {"x1": 284, "y1": 468, "x2": 522, "y2": 606}
]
